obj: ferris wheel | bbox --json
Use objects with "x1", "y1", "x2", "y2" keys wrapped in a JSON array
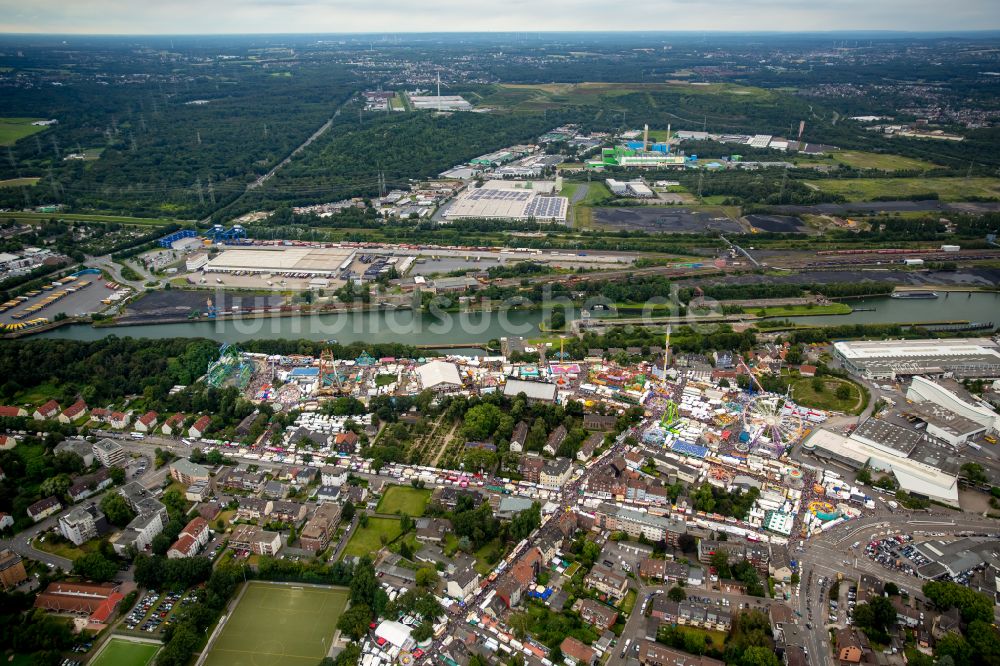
[{"x1": 741, "y1": 394, "x2": 804, "y2": 458}]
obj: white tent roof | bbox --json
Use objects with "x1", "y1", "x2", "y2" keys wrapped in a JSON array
[
  {"x1": 375, "y1": 620, "x2": 413, "y2": 649},
  {"x1": 416, "y1": 360, "x2": 461, "y2": 389}
]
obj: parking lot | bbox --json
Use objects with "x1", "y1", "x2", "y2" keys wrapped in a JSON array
[
  {"x1": 122, "y1": 589, "x2": 198, "y2": 635},
  {"x1": 0, "y1": 279, "x2": 119, "y2": 325},
  {"x1": 864, "y1": 534, "x2": 920, "y2": 576}
]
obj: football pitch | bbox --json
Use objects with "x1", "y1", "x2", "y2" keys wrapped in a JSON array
[
  {"x1": 204, "y1": 582, "x2": 349, "y2": 666},
  {"x1": 90, "y1": 638, "x2": 159, "y2": 666}
]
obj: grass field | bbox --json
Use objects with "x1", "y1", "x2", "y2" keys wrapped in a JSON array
[
  {"x1": 483, "y1": 81, "x2": 773, "y2": 113},
  {"x1": 0, "y1": 177, "x2": 40, "y2": 188},
  {"x1": 790, "y1": 376, "x2": 866, "y2": 414},
  {"x1": 805, "y1": 177, "x2": 1000, "y2": 202},
  {"x1": 0, "y1": 211, "x2": 189, "y2": 225},
  {"x1": 91, "y1": 638, "x2": 159, "y2": 666},
  {"x1": 0, "y1": 118, "x2": 48, "y2": 146},
  {"x1": 572, "y1": 181, "x2": 612, "y2": 228},
  {"x1": 376, "y1": 485, "x2": 431, "y2": 517},
  {"x1": 341, "y1": 517, "x2": 402, "y2": 558},
  {"x1": 753, "y1": 303, "x2": 852, "y2": 317},
  {"x1": 204, "y1": 582, "x2": 348, "y2": 666},
  {"x1": 831, "y1": 151, "x2": 938, "y2": 172}
]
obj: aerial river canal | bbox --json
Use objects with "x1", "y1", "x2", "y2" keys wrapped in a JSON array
[{"x1": 36, "y1": 292, "x2": 999, "y2": 345}]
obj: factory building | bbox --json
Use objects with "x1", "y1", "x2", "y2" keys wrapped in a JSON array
[
  {"x1": 802, "y1": 425, "x2": 960, "y2": 506},
  {"x1": 606, "y1": 179, "x2": 655, "y2": 198},
  {"x1": 906, "y1": 376, "x2": 1000, "y2": 434},
  {"x1": 833, "y1": 338, "x2": 1000, "y2": 379},
  {"x1": 443, "y1": 180, "x2": 568, "y2": 223}
]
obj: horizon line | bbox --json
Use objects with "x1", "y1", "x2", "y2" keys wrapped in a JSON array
[{"x1": 2, "y1": 29, "x2": 1000, "y2": 37}]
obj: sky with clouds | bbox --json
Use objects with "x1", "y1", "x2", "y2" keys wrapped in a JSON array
[{"x1": 1, "y1": 0, "x2": 998, "y2": 34}]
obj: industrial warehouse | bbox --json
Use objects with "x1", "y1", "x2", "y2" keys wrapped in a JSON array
[
  {"x1": 203, "y1": 246, "x2": 357, "y2": 277},
  {"x1": 443, "y1": 180, "x2": 569, "y2": 223},
  {"x1": 833, "y1": 338, "x2": 1000, "y2": 379}
]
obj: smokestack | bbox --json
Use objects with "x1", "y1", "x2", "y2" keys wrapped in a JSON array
[
  {"x1": 667, "y1": 123, "x2": 672, "y2": 153},
  {"x1": 798, "y1": 120, "x2": 806, "y2": 141},
  {"x1": 643, "y1": 124, "x2": 649, "y2": 152}
]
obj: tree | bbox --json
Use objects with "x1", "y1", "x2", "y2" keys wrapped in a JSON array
[
  {"x1": 678, "y1": 533, "x2": 698, "y2": 554},
  {"x1": 415, "y1": 566, "x2": 438, "y2": 588},
  {"x1": 73, "y1": 552, "x2": 118, "y2": 582},
  {"x1": 100, "y1": 492, "x2": 135, "y2": 528},
  {"x1": 342, "y1": 501, "x2": 356, "y2": 522},
  {"x1": 935, "y1": 633, "x2": 972, "y2": 665},
  {"x1": 961, "y1": 463, "x2": 988, "y2": 486},
  {"x1": 462, "y1": 403, "x2": 504, "y2": 441},
  {"x1": 835, "y1": 384, "x2": 852, "y2": 401},
  {"x1": 668, "y1": 586, "x2": 687, "y2": 602},
  {"x1": 811, "y1": 377, "x2": 825, "y2": 393},
  {"x1": 739, "y1": 646, "x2": 781, "y2": 666},
  {"x1": 883, "y1": 582, "x2": 899, "y2": 596},
  {"x1": 109, "y1": 466, "x2": 126, "y2": 485},
  {"x1": 337, "y1": 603, "x2": 371, "y2": 640}
]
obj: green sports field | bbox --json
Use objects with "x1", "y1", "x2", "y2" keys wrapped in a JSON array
[
  {"x1": 91, "y1": 638, "x2": 159, "y2": 666},
  {"x1": 376, "y1": 485, "x2": 431, "y2": 516},
  {"x1": 204, "y1": 582, "x2": 349, "y2": 666}
]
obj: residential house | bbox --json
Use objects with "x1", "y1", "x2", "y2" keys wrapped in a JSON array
[
  {"x1": 769, "y1": 545, "x2": 794, "y2": 583},
  {"x1": 0, "y1": 513, "x2": 13, "y2": 531},
  {"x1": 836, "y1": 628, "x2": 865, "y2": 664},
  {"x1": 334, "y1": 432, "x2": 359, "y2": 454},
  {"x1": 92, "y1": 439, "x2": 125, "y2": 467},
  {"x1": 415, "y1": 517, "x2": 449, "y2": 543},
  {"x1": 560, "y1": 637, "x2": 597, "y2": 666},
  {"x1": 167, "y1": 517, "x2": 210, "y2": 559},
  {"x1": 111, "y1": 510, "x2": 164, "y2": 556},
  {"x1": 108, "y1": 411, "x2": 130, "y2": 430},
  {"x1": 650, "y1": 598, "x2": 732, "y2": 631},
  {"x1": 161, "y1": 413, "x2": 186, "y2": 436},
  {"x1": 268, "y1": 500, "x2": 307, "y2": 524},
  {"x1": 638, "y1": 640, "x2": 724, "y2": 666},
  {"x1": 185, "y1": 480, "x2": 211, "y2": 502},
  {"x1": 27, "y1": 496, "x2": 61, "y2": 522},
  {"x1": 222, "y1": 467, "x2": 266, "y2": 493},
  {"x1": 0, "y1": 406, "x2": 26, "y2": 417},
  {"x1": 229, "y1": 524, "x2": 281, "y2": 556},
  {"x1": 0, "y1": 549, "x2": 27, "y2": 590},
  {"x1": 584, "y1": 563, "x2": 628, "y2": 601},
  {"x1": 135, "y1": 411, "x2": 158, "y2": 433},
  {"x1": 446, "y1": 565, "x2": 480, "y2": 602},
  {"x1": 236, "y1": 497, "x2": 268, "y2": 521},
  {"x1": 321, "y1": 465, "x2": 348, "y2": 487},
  {"x1": 299, "y1": 503, "x2": 341, "y2": 553},
  {"x1": 54, "y1": 439, "x2": 95, "y2": 467},
  {"x1": 58, "y1": 399, "x2": 87, "y2": 424},
  {"x1": 519, "y1": 455, "x2": 545, "y2": 484},
  {"x1": 67, "y1": 468, "x2": 113, "y2": 503},
  {"x1": 577, "y1": 432, "x2": 603, "y2": 462},
  {"x1": 543, "y1": 425, "x2": 567, "y2": 456},
  {"x1": 33, "y1": 399, "x2": 60, "y2": 421},
  {"x1": 188, "y1": 415, "x2": 212, "y2": 439},
  {"x1": 169, "y1": 458, "x2": 210, "y2": 485},
  {"x1": 58, "y1": 504, "x2": 106, "y2": 545},
  {"x1": 510, "y1": 421, "x2": 528, "y2": 453},
  {"x1": 578, "y1": 599, "x2": 619, "y2": 630},
  {"x1": 539, "y1": 457, "x2": 573, "y2": 490}
]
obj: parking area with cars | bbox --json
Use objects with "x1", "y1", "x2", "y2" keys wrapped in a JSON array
[
  {"x1": 865, "y1": 535, "x2": 919, "y2": 576},
  {"x1": 122, "y1": 589, "x2": 197, "y2": 635}
]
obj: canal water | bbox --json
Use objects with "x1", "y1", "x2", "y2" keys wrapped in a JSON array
[{"x1": 36, "y1": 292, "x2": 999, "y2": 344}]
